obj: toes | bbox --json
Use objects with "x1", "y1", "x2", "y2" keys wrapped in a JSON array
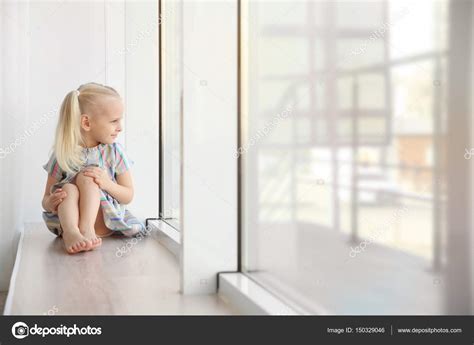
[
  {"x1": 77, "y1": 242, "x2": 87, "y2": 252},
  {"x1": 91, "y1": 238, "x2": 101, "y2": 249},
  {"x1": 67, "y1": 244, "x2": 77, "y2": 254},
  {"x1": 67, "y1": 241, "x2": 88, "y2": 254},
  {"x1": 75, "y1": 235, "x2": 103, "y2": 252},
  {"x1": 89, "y1": 240, "x2": 101, "y2": 251},
  {"x1": 84, "y1": 240, "x2": 93, "y2": 250}
]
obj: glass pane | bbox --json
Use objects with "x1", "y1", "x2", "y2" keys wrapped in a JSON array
[
  {"x1": 241, "y1": 0, "x2": 459, "y2": 314},
  {"x1": 161, "y1": 0, "x2": 182, "y2": 229}
]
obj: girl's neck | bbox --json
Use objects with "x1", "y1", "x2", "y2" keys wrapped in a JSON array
[{"x1": 81, "y1": 136, "x2": 101, "y2": 148}]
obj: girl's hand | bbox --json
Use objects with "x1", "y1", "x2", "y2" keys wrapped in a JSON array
[
  {"x1": 82, "y1": 166, "x2": 113, "y2": 190},
  {"x1": 46, "y1": 188, "x2": 67, "y2": 214}
]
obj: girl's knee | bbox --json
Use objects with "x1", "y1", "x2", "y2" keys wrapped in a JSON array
[
  {"x1": 57, "y1": 183, "x2": 79, "y2": 201},
  {"x1": 62, "y1": 183, "x2": 79, "y2": 193},
  {"x1": 76, "y1": 171, "x2": 98, "y2": 188}
]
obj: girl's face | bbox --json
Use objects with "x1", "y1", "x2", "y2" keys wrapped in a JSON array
[{"x1": 81, "y1": 98, "x2": 124, "y2": 145}]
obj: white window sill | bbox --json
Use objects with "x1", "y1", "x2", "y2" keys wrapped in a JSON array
[
  {"x1": 217, "y1": 272, "x2": 303, "y2": 315},
  {"x1": 147, "y1": 219, "x2": 180, "y2": 259}
]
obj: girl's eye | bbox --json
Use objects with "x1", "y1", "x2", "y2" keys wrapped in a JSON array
[{"x1": 112, "y1": 120, "x2": 118, "y2": 123}]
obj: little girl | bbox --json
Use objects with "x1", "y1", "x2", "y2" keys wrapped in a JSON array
[{"x1": 42, "y1": 82, "x2": 145, "y2": 254}]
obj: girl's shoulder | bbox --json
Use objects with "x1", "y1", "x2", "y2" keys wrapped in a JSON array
[
  {"x1": 101, "y1": 142, "x2": 126, "y2": 156},
  {"x1": 101, "y1": 142, "x2": 132, "y2": 166},
  {"x1": 43, "y1": 149, "x2": 65, "y2": 180}
]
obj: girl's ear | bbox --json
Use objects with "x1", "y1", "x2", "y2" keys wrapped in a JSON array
[{"x1": 80, "y1": 114, "x2": 91, "y2": 131}]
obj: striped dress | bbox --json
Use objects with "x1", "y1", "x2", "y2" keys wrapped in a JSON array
[{"x1": 42, "y1": 142, "x2": 145, "y2": 237}]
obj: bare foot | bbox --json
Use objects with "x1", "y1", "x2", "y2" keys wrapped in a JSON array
[
  {"x1": 81, "y1": 228, "x2": 102, "y2": 250},
  {"x1": 62, "y1": 230, "x2": 90, "y2": 254}
]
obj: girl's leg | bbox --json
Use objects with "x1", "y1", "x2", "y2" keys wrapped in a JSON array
[
  {"x1": 94, "y1": 207, "x2": 114, "y2": 238},
  {"x1": 57, "y1": 183, "x2": 90, "y2": 254},
  {"x1": 76, "y1": 171, "x2": 102, "y2": 248}
]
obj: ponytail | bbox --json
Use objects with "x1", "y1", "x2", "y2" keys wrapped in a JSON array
[
  {"x1": 54, "y1": 90, "x2": 85, "y2": 174},
  {"x1": 53, "y1": 82, "x2": 121, "y2": 174}
]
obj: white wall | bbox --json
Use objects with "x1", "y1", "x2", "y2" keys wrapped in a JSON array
[
  {"x1": 0, "y1": 0, "x2": 159, "y2": 291},
  {"x1": 470, "y1": 0, "x2": 474, "y2": 315},
  {"x1": 0, "y1": 0, "x2": 29, "y2": 292}
]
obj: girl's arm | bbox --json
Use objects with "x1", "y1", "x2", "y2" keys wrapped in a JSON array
[
  {"x1": 82, "y1": 167, "x2": 134, "y2": 204},
  {"x1": 103, "y1": 171, "x2": 134, "y2": 205}
]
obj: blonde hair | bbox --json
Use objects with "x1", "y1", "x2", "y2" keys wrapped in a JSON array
[{"x1": 54, "y1": 82, "x2": 121, "y2": 174}]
